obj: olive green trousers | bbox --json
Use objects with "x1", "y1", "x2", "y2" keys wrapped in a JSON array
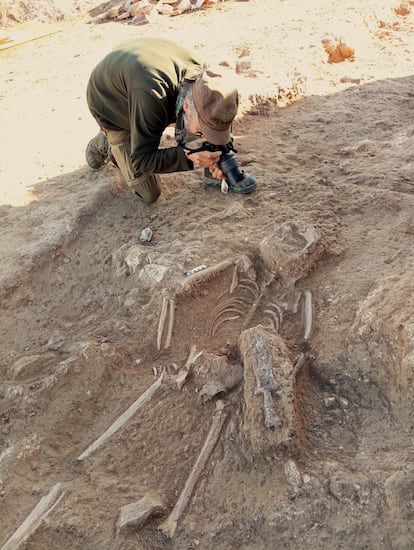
[{"x1": 105, "y1": 129, "x2": 161, "y2": 204}]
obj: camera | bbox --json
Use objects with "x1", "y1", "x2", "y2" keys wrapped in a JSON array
[{"x1": 185, "y1": 139, "x2": 256, "y2": 193}]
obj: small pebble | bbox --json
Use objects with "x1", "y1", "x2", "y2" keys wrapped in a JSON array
[{"x1": 139, "y1": 227, "x2": 153, "y2": 242}]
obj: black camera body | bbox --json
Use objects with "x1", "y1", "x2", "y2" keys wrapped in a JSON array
[{"x1": 199, "y1": 140, "x2": 256, "y2": 193}]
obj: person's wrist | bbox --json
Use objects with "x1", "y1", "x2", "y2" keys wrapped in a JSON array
[{"x1": 183, "y1": 148, "x2": 193, "y2": 168}]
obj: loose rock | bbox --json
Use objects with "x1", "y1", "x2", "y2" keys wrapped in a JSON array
[{"x1": 116, "y1": 492, "x2": 166, "y2": 535}]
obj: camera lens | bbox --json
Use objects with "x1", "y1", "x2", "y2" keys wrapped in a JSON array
[{"x1": 219, "y1": 154, "x2": 244, "y2": 186}]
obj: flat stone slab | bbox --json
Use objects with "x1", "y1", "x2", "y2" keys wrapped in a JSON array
[{"x1": 116, "y1": 492, "x2": 166, "y2": 535}]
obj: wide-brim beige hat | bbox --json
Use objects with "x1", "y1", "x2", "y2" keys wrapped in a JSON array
[{"x1": 192, "y1": 71, "x2": 239, "y2": 145}]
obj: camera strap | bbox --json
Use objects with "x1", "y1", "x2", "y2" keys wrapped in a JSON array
[
  {"x1": 180, "y1": 144, "x2": 207, "y2": 155},
  {"x1": 181, "y1": 139, "x2": 237, "y2": 156}
]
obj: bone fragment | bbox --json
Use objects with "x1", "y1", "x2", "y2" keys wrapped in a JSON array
[
  {"x1": 303, "y1": 290, "x2": 313, "y2": 341},
  {"x1": 293, "y1": 352, "x2": 305, "y2": 373},
  {"x1": 1, "y1": 483, "x2": 65, "y2": 550},
  {"x1": 199, "y1": 381, "x2": 226, "y2": 401},
  {"x1": 159, "y1": 400, "x2": 227, "y2": 538},
  {"x1": 298, "y1": 226, "x2": 319, "y2": 253},
  {"x1": 164, "y1": 298, "x2": 175, "y2": 350},
  {"x1": 176, "y1": 345, "x2": 203, "y2": 390},
  {"x1": 292, "y1": 291, "x2": 302, "y2": 314},
  {"x1": 199, "y1": 361, "x2": 243, "y2": 402},
  {"x1": 157, "y1": 297, "x2": 175, "y2": 351},
  {"x1": 263, "y1": 308, "x2": 280, "y2": 331},
  {"x1": 176, "y1": 369, "x2": 189, "y2": 390},
  {"x1": 156, "y1": 296, "x2": 169, "y2": 351},
  {"x1": 229, "y1": 263, "x2": 239, "y2": 294},
  {"x1": 179, "y1": 260, "x2": 233, "y2": 292},
  {"x1": 284, "y1": 459, "x2": 303, "y2": 489},
  {"x1": 77, "y1": 373, "x2": 164, "y2": 461}
]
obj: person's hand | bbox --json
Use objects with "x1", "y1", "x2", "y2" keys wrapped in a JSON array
[
  {"x1": 207, "y1": 162, "x2": 225, "y2": 181},
  {"x1": 185, "y1": 149, "x2": 221, "y2": 170}
]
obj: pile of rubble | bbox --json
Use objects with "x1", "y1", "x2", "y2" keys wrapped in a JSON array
[{"x1": 90, "y1": 0, "x2": 224, "y2": 24}]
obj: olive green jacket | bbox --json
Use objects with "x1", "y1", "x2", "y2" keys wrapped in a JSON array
[{"x1": 86, "y1": 37, "x2": 203, "y2": 176}]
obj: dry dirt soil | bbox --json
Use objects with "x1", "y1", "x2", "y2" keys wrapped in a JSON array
[{"x1": 1, "y1": 1, "x2": 414, "y2": 549}]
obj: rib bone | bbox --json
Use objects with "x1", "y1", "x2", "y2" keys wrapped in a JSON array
[{"x1": 229, "y1": 263, "x2": 239, "y2": 294}]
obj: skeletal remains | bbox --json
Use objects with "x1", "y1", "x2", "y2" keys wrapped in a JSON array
[
  {"x1": 1, "y1": 483, "x2": 65, "y2": 550},
  {"x1": 156, "y1": 294, "x2": 175, "y2": 351},
  {"x1": 3, "y1": 253, "x2": 315, "y2": 546},
  {"x1": 159, "y1": 400, "x2": 227, "y2": 538},
  {"x1": 176, "y1": 344, "x2": 203, "y2": 390},
  {"x1": 2, "y1": 356, "x2": 227, "y2": 546},
  {"x1": 77, "y1": 372, "x2": 165, "y2": 461}
]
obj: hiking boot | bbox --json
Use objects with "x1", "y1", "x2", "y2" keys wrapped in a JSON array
[
  {"x1": 228, "y1": 172, "x2": 257, "y2": 194},
  {"x1": 86, "y1": 131, "x2": 109, "y2": 170}
]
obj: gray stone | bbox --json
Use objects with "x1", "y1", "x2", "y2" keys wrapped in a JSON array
[
  {"x1": 116, "y1": 492, "x2": 165, "y2": 535},
  {"x1": 139, "y1": 263, "x2": 167, "y2": 284}
]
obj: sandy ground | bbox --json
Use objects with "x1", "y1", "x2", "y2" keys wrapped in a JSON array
[{"x1": 0, "y1": 1, "x2": 414, "y2": 549}]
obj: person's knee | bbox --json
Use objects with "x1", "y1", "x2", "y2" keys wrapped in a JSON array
[
  {"x1": 130, "y1": 173, "x2": 161, "y2": 204},
  {"x1": 135, "y1": 187, "x2": 161, "y2": 204}
]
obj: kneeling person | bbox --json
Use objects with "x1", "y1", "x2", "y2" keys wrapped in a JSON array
[{"x1": 86, "y1": 37, "x2": 256, "y2": 203}]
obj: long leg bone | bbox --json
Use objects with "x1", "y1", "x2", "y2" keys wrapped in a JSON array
[
  {"x1": 77, "y1": 373, "x2": 164, "y2": 461},
  {"x1": 164, "y1": 298, "x2": 175, "y2": 350},
  {"x1": 157, "y1": 296, "x2": 169, "y2": 351},
  {"x1": 2, "y1": 483, "x2": 65, "y2": 550},
  {"x1": 303, "y1": 290, "x2": 313, "y2": 341},
  {"x1": 157, "y1": 297, "x2": 175, "y2": 351},
  {"x1": 159, "y1": 400, "x2": 227, "y2": 538}
]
